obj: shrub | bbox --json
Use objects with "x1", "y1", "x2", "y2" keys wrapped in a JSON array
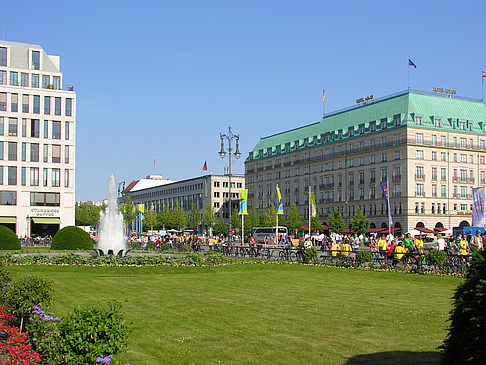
[
  {"x1": 160, "y1": 243, "x2": 170, "y2": 251},
  {"x1": 304, "y1": 247, "x2": 318, "y2": 264},
  {"x1": 146, "y1": 241, "x2": 154, "y2": 250},
  {"x1": 0, "y1": 226, "x2": 20, "y2": 250},
  {"x1": 56, "y1": 301, "x2": 129, "y2": 364},
  {"x1": 180, "y1": 244, "x2": 191, "y2": 252},
  {"x1": 426, "y1": 249, "x2": 447, "y2": 266},
  {"x1": 441, "y1": 252, "x2": 486, "y2": 364},
  {"x1": 51, "y1": 226, "x2": 93, "y2": 250},
  {"x1": 356, "y1": 250, "x2": 374, "y2": 265},
  {"x1": 131, "y1": 242, "x2": 140, "y2": 249},
  {"x1": 1, "y1": 276, "x2": 53, "y2": 330}
]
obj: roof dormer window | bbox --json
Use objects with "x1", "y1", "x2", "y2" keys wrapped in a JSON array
[{"x1": 32, "y1": 51, "x2": 40, "y2": 70}]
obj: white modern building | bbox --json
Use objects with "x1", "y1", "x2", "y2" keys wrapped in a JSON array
[{"x1": 0, "y1": 41, "x2": 76, "y2": 236}]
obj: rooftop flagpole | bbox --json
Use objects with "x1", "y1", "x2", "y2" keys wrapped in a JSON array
[
  {"x1": 408, "y1": 59, "x2": 417, "y2": 90},
  {"x1": 322, "y1": 89, "x2": 326, "y2": 118}
]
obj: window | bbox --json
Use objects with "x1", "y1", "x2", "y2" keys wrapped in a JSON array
[
  {"x1": 21, "y1": 167, "x2": 26, "y2": 186},
  {"x1": 441, "y1": 152, "x2": 447, "y2": 161},
  {"x1": 42, "y1": 75, "x2": 50, "y2": 89},
  {"x1": 432, "y1": 167, "x2": 437, "y2": 180},
  {"x1": 441, "y1": 185, "x2": 447, "y2": 197},
  {"x1": 8, "y1": 118, "x2": 17, "y2": 136},
  {"x1": 481, "y1": 140, "x2": 485, "y2": 150},
  {"x1": 0, "y1": 117, "x2": 3, "y2": 135},
  {"x1": 8, "y1": 142, "x2": 17, "y2": 161},
  {"x1": 441, "y1": 167, "x2": 447, "y2": 181},
  {"x1": 21, "y1": 119, "x2": 26, "y2": 137},
  {"x1": 460, "y1": 138, "x2": 466, "y2": 148},
  {"x1": 416, "y1": 133, "x2": 423, "y2": 144},
  {"x1": 64, "y1": 169, "x2": 69, "y2": 187},
  {"x1": 0, "y1": 142, "x2": 3, "y2": 160},
  {"x1": 415, "y1": 116, "x2": 422, "y2": 125},
  {"x1": 32, "y1": 51, "x2": 40, "y2": 70},
  {"x1": 481, "y1": 156, "x2": 485, "y2": 165},
  {"x1": 370, "y1": 170, "x2": 375, "y2": 183},
  {"x1": 30, "y1": 192, "x2": 60, "y2": 207},
  {"x1": 65, "y1": 98, "x2": 72, "y2": 116},
  {"x1": 21, "y1": 73, "x2": 28, "y2": 87},
  {"x1": 441, "y1": 135, "x2": 446, "y2": 146},
  {"x1": 31, "y1": 75, "x2": 39, "y2": 88},
  {"x1": 381, "y1": 118, "x2": 387, "y2": 129},
  {"x1": 0, "y1": 191, "x2": 16, "y2": 205},
  {"x1": 33, "y1": 95, "x2": 40, "y2": 114},
  {"x1": 370, "y1": 155, "x2": 375, "y2": 164},
  {"x1": 54, "y1": 98, "x2": 61, "y2": 115},
  {"x1": 416, "y1": 150, "x2": 424, "y2": 160},
  {"x1": 381, "y1": 168, "x2": 387, "y2": 182},
  {"x1": 10, "y1": 71, "x2": 18, "y2": 86},
  {"x1": 43, "y1": 121, "x2": 48, "y2": 138},
  {"x1": 0, "y1": 93, "x2": 6, "y2": 111},
  {"x1": 11, "y1": 94, "x2": 18, "y2": 112},
  {"x1": 64, "y1": 122, "x2": 69, "y2": 140},
  {"x1": 381, "y1": 136, "x2": 387, "y2": 147},
  {"x1": 349, "y1": 159, "x2": 354, "y2": 167},
  {"x1": 370, "y1": 139, "x2": 375, "y2": 150},
  {"x1": 20, "y1": 142, "x2": 25, "y2": 161},
  {"x1": 22, "y1": 95, "x2": 29, "y2": 113},
  {"x1": 482, "y1": 171, "x2": 486, "y2": 184},
  {"x1": 394, "y1": 134, "x2": 400, "y2": 145},
  {"x1": 432, "y1": 151, "x2": 437, "y2": 160},
  {"x1": 416, "y1": 166, "x2": 424, "y2": 179},
  {"x1": 381, "y1": 153, "x2": 387, "y2": 162},
  {"x1": 44, "y1": 96, "x2": 50, "y2": 114},
  {"x1": 431, "y1": 135, "x2": 437, "y2": 145},
  {"x1": 395, "y1": 151, "x2": 401, "y2": 160},
  {"x1": 416, "y1": 183, "x2": 424, "y2": 196},
  {"x1": 460, "y1": 154, "x2": 467, "y2": 163},
  {"x1": 53, "y1": 76, "x2": 60, "y2": 90},
  {"x1": 51, "y1": 168, "x2": 60, "y2": 187},
  {"x1": 30, "y1": 168, "x2": 39, "y2": 186},
  {"x1": 8, "y1": 166, "x2": 17, "y2": 185},
  {"x1": 0, "y1": 71, "x2": 5, "y2": 85},
  {"x1": 52, "y1": 121, "x2": 61, "y2": 139},
  {"x1": 394, "y1": 115, "x2": 401, "y2": 126},
  {"x1": 30, "y1": 143, "x2": 39, "y2": 162},
  {"x1": 30, "y1": 119, "x2": 39, "y2": 138},
  {"x1": 0, "y1": 47, "x2": 6, "y2": 66},
  {"x1": 43, "y1": 168, "x2": 48, "y2": 186},
  {"x1": 43, "y1": 144, "x2": 48, "y2": 163},
  {"x1": 434, "y1": 118, "x2": 441, "y2": 127}
]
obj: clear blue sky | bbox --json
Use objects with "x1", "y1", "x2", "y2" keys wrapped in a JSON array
[{"x1": 3, "y1": 0, "x2": 486, "y2": 201}]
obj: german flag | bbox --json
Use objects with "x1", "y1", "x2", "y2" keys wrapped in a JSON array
[{"x1": 202, "y1": 161, "x2": 207, "y2": 171}]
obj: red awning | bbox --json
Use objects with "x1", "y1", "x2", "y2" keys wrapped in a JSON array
[
  {"x1": 416, "y1": 227, "x2": 436, "y2": 234},
  {"x1": 434, "y1": 227, "x2": 447, "y2": 232},
  {"x1": 386, "y1": 227, "x2": 401, "y2": 232},
  {"x1": 342, "y1": 229, "x2": 354, "y2": 234},
  {"x1": 322, "y1": 225, "x2": 328, "y2": 230},
  {"x1": 368, "y1": 228, "x2": 383, "y2": 233},
  {"x1": 302, "y1": 224, "x2": 309, "y2": 230}
]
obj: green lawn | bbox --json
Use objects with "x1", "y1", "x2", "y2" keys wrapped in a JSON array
[{"x1": 5, "y1": 264, "x2": 461, "y2": 365}]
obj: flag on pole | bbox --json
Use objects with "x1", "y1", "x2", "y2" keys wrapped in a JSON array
[
  {"x1": 138, "y1": 204, "x2": 145, "y2": 219},
  {"x1": 310, "y1": 192, "x2": 317, "y2": 217},
  {"x1": 408, "y1": 59, "x2": 417, "y2": 68},
  {"x1": 472, "y1": 187, "x2": 486, "y2": 227},
  {"x1": 153, "y1": 156, "x2": 156, "y2": 169},
  {"x1": 482, "y1": 71, "x2": 486, "y2": 78},
  {"x1": 202, "y1": 161, "x2": 207, "y2": 171},
  {"x1": 322, "y1": 89, "x2": 326, "y2": 102},
  {"x1": 238, "y1": 190, "x2": 248, "y2": 215},
  {"x1": 380, "y1": 181, "x2": 393, "y2": 226},
  {"x1": 276, "y1": 187, "x2": 283, "y2": 215}
]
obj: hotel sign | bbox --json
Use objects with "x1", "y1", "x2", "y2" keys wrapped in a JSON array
[
  {"x1": 356, "y1": 94, "x2": 374, "y2": 104},
  {"x1": 30, "y1": 208, "x2": 60, "y2": 217},
  {"x1": 433, "y1": 87, "x2": 456, "y2": 94}
]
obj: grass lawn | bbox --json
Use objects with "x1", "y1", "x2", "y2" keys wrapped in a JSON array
[{"x1": 6, "y1": 264, "x2": 461, "y2": 365}]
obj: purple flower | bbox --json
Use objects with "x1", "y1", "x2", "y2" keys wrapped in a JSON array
[{"x1": 96, "y1": 355, "x2": 113, "y2": 364}]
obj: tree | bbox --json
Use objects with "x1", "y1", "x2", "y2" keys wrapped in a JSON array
[
  {"x1": 202, "y1": 204, "x2": 217, "y2": 236},
  {"x1": 144, "y1": 205, "x2": 158, "y2": 232},
  {"x1": 172, "y1": 203, "x2": 187, "y2": 231},
  {"x1": 187, "y1": 203, "x2": 201, "y2": 233},
  {"x1": 311, "y1": 216, "x2": 322, "y2": 234},
  {"x1": 286, "y1": 204, "x2": 302, "y2": 235},
  {"x1": 258, "y1": 212, "x2": 266, "y2": 227},
  {"x1": 350, "y1": 208, "x2": 370, "y2": 234},
  {"x1": 120, "y1": 196, "x2": 136, "y2": 233},
  {"x1": 329, "y1": 209, "x2": 345, "y2": 234},
  {"x1": 214, "y1": 216, "x2": 228, "y2": 236},
  {"x1": 158, "y1": 206, "x2": 171, "y2": 229},
  {"x1": 231, "y1": 208, "x2": 242, "y2": 233},
  {"x1": 244, "y1": 206, "x2": 258, "y2": 236},
  {"x1": 265, "y1": 203, "x2": 277, "y2": 227},
  {"x1": 75, "y1": 202, "x2": 104, "y2": 226}
]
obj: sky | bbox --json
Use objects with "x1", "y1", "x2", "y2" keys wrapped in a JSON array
[{"x1": 3, "y1": 0, "x2": 486, "y2": 201}]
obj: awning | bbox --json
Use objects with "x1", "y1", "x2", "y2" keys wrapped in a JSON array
[
  {"x1": 342, "y1": 229, "x2": 354, "y2": 234},
  {"x1": 434, "y1": 227, "x2": 447, "y2": 232},
  {"x1": 32, "y1": 217, "x2": 61, "y2": 224},
  {"x1": 368, "y1": 228, "x2": 383, "y2": 233},
  {"x1": 0, "y1": 217, "x2": 16, "y2": 224},
  {"x1": 416, "y1": 227, "x2": 435, "y2": 234},
  {"x1": 302, "y1": 224, "x2": 309, "y2": 230},
  {"x1": 322, "y1": 225, "x2": 329, "y2": 230}
]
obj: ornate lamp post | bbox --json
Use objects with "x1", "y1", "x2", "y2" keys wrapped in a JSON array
[{"x1": 219, "y1": 127, "x2": 241, "y2": 243}]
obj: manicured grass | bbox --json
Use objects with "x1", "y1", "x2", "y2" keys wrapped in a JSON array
[{"x1": 6, "y1": 264, "x2": 461, "y2": 365}]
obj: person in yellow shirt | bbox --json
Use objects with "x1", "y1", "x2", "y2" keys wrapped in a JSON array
[
  {"x1": 341, "y1": 241, "x2": 351, "y2": 258},
  {"x1": 414, "y1": 235, "x2": 424, "y2": 250},
  {"x1": 394, "y1": 241, "x2": 406, "y2": 265},
  {"x1": 331, "y1": 241, "x2": 341, "y2": 258},
  {"x1": 459, "y1": 234, "x2": 470, "y2": 262},
  {"x1": 377, "y1": 235, "x2": 387, "y2": 261}
]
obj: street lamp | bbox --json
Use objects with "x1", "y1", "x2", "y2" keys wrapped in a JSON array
[
  {"x1": 26, "y1": 215, "x2": 30, "y2": 239},
  {"x1": 219, "y1": 126, "x2": 241, "y2": 243}
]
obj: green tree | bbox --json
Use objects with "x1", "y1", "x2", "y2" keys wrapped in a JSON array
[
  {"x1": 158, "y1": 206, "x2": 171, "y2": 229},
  {"x1": 172, "y1": 203, "x2": 187, "y2": 231},
  {"x1": 286, "y1": 204, "x2": 302, "y2": 235},
  {"x1": 75, "y1": 202, "x2": 104, "y2": 226},
  {"x1": 244, "y1": 206, "x2": 258, "y2": 236},
  {"x1": 329, "y1": 209, "x2": 345, "y2": 234},
  {"x1": 265, "y1": 203, "x2": 277, "y2": 227},
  {"x1": 350, "y1": 208, "x2": 370, "y2": 234},
  {"x1": 258, "y1": 212, "x2": 266, "y2": 227},
  {"x1": 187, "y1": 203, "x2": 201, "y2": 233},
  {"x1": 214, "y1": 216, "x2": 228, "y2": 236},
  {"x1": 231, "y1": 208, "x2": 242, "y2": 233},
  {"x1": 202, "y1": 204, "x2": 217, "y2": 236},
  {"x1": 144, "y1": 205, "x2": 158, "y2": 232},
  {"x1": 120, "y1": 195, "x2": 135, "y2": 233},
  {"x1": 311, "y1": 215, "x2": 322, "y2": 234}
]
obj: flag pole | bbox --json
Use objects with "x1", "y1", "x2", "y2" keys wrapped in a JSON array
[
  {"x1": 388, "y1": 178, "x2": 391, "y2": 237},
  {"x1": 408, "y1": 64, "x2": 410, "y2": 90},
  {"x1": 308, "y1": 186, "x2": 311, "y2": 237},
  {"x1": 482, "y1": 74, "x2": 484, "y2": 103},
  {"x1": 322, "y1": 89, "x2": 325, "y2": 118},
  {"x1": 276, "y1": 184, "x2": 279, "y2": 242},
  {"x1": 242, "y1": 214, "x2": 244, "y2": 244}
]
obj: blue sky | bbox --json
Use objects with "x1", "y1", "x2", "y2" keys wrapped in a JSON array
[{"x1": 3, "y1": 0, "x2": 486, "y2": 201}]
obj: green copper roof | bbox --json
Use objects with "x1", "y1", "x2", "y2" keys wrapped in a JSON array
[{"x1": 247, "y1": 90, "x2": 486, "y2": 162}]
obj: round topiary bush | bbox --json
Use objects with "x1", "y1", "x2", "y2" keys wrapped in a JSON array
[
  {"x1": 356, "y1": 250, "x2": 374, "y2": 265},
  {"x1": 51, "y1": 226, "x2": 93, "y2": 250},
  {"x1": 441, "y1": 251, "x2": 486, "y2": 364},
  {"x1": 0, "y1": 225, "x2": 20, "y2": 250}
]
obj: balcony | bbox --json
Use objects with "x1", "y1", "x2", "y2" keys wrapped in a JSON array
[{"x1": 415, "y1": 174, "x2": 425, "y2": 180}]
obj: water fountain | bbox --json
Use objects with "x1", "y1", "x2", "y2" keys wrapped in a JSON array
[{"x1": 95, "y1": 175, "x2": 129, "y2": 257}]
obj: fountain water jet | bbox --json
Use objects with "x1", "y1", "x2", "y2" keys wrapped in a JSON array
[{"x1": 96, "y1": 175, "x2": 128, "y2": 257}]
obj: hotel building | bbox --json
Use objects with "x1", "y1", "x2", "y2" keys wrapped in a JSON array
[
  {"x1": 0, "y1": 41, "x2": 76, "y2": 236},
  {"x1": 245, "y1": 89, "x2": 486, "y2": 233}
]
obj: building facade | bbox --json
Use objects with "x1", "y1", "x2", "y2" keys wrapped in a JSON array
[
  {"x1": 0, "y1": 41, "x2": 76, "y2": 236},
  {"x1": 121, "y1": 174, "x2": 245, "y2": 228},
  {"x1": 245, "y1": 90, "x2": 486, "y2": 233}
]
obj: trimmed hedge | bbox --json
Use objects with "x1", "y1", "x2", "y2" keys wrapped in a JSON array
[
  {"x1": 51, "y1": 226, "x2": 93, "y2": 250},
  {"x1": 441, "y1": 251, "x2": 486, "y2": 364},
  {"x1": 0, "y1": 226, "x2": 20, "y2": 250}
]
